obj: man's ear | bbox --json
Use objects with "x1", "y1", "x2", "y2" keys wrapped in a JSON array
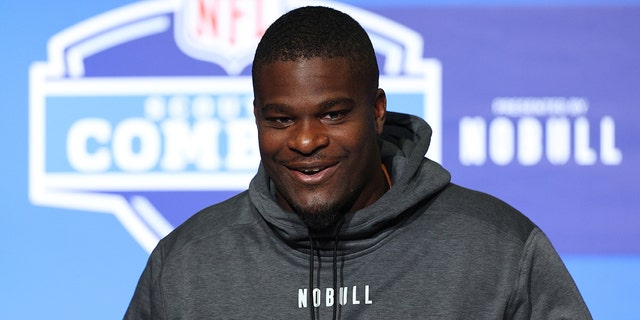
[{"x1": 373, "y1": 88, "x2": 387, "y2": 134}]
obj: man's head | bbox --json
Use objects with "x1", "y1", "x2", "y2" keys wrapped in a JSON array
[
  {"x1": 252, "y1": 6, "x2": 388, "y2": 231},
  {"x1": 252, "y1": 6, "x2": 379, "y2": 93}
]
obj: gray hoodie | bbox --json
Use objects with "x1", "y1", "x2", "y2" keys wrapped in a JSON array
[{"x1": 125, "y1": 112, "x2": 591, "y2": 319}]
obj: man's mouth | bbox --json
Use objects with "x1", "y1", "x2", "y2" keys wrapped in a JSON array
[{"x1": 285, "y1": 163, "x2": 337, "y2": 184}]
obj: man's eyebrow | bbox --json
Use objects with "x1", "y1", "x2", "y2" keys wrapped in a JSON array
[
  {"x1": 318, "y1": 97, "x2": 355, "y2": 110},
  {"x1": 260, "y1": 98, "x2": 355, "y2": 113},
  {"x1": 261, "y1": 104, "x2": 290, "y2": 113}
]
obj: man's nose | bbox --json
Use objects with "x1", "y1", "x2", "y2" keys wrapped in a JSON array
[{"x1": 287, "y1": 119, "x2": 330, "y2": 155}]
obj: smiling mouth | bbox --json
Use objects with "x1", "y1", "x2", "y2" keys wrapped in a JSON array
[{"x1": 285, "y1": 163, "x2": 337, "y2": 184}]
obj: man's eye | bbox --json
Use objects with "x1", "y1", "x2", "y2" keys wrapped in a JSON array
[
  {"x1": 267, "y1": 117, "x2": 293, "y2": 126},
  {"x1": 323, "y1": 111, "x2": 346, "y2": 121}
]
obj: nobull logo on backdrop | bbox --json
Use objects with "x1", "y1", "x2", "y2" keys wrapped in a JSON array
[
  {"x1": 459, "y1": 97, "x2": 623, "y2": 167},
  {"x1": 29, "y1": 0, "x2": 442, "y2": 252}
]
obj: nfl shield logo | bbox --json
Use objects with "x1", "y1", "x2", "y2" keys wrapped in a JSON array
[{"x1": 175, "y1": 0, "x2": 286, "y2": 75}]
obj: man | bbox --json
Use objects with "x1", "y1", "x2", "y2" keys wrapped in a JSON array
[{"x1": 125, "y1": 6, "x2": 591, "y2": 319}]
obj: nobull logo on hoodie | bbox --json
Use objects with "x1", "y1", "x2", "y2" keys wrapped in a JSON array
[
  {"x1": 29, "y1": 0, "x2": 442, "y2": 252},
  {"x1": 298, "y1": 285, "x2": 373, "y2": 308}
]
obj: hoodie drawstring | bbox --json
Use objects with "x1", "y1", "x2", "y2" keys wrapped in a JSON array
[
  {"x1": 308, "y1": 219, "x2": 344, "y2": 320},
  {"x1": 331, "y1": 222, "x2": 341, "y2": 320},
  {"x1": 308, "y1": 232, "x2": 316, "y2": 320}
]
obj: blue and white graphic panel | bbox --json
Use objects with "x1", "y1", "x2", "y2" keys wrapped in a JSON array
[{"x1": 29, "y1": 0, "x2": 441, "y2": 252}]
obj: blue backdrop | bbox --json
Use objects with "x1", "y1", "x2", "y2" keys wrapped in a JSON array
[{"x1": 2, "y1": 0, "x2": 639, "y2": 319}]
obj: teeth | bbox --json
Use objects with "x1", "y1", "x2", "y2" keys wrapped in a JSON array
[{"x1": 301, "y1": 168, "x2": 321, "y2": 174}]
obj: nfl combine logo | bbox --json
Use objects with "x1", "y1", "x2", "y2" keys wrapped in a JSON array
[{"x1": 28, "y1": 0, "x2": 442, "y2": 252}]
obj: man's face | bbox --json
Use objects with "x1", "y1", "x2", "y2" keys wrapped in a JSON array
[{"x1": 253, "y1": 57, "x2": 387, "y2": 230}]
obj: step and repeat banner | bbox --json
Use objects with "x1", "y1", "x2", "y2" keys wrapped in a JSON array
[{"x1": 3, "y1": 0, "x2": 639, "y2": 319}]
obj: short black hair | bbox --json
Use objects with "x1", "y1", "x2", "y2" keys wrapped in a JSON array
[{"x1": 252, "y1": 6, "x2": 379, "y2": 90}]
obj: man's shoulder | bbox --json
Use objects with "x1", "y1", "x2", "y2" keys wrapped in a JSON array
[
  {"x1": 430, "y1": 183, "x2": 536, "y2": 245},
  {"x1": 156, "y1": 191, "x2": 255, "y2": 253}
]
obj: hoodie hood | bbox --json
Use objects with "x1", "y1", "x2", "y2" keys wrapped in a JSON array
[{"x1": 248, "y1": 111, "x2": 451, "y2": 255}]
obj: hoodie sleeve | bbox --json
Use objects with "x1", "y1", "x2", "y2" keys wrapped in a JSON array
[
  {"x1": 506, "y1": 228, "x2": 592, "y2": 320},
  {"x1": 123, "y1": 245, "x2": 166, "y2": 320}
]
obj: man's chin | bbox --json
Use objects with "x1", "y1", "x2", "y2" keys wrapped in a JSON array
[
  {"x1": 293, "y1": 202, "x2": 343, "y2": 231},
  {"x1": 299, "y1": 211, "x2": 341, "y2": 231}
]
